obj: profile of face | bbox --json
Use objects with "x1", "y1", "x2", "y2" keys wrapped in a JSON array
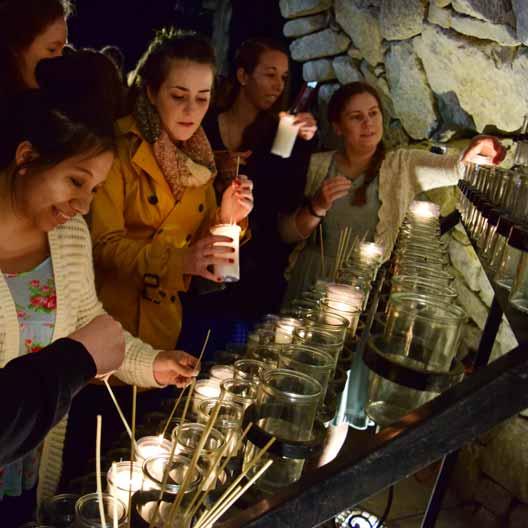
[
  {"x1": 238, "y1": 49, "x2": 289, "y2": 111},
  {"x1": 333, "y1": 92, "x2": 384, "y2": 153},
  {"x1": 14, "y1": 142, "x2": 114, "y2": 232},
  {"x1": 148, "y1": 59, "x2": 214, "y2": 142},
  {"x1": 18, "y1": 17, "x2": 68, "y2": 89}
]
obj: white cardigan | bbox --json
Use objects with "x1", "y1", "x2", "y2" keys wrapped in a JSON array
[
  {"x1": 281, "y1": 148, "x2": 463, "y2": 260},
  {"x1": 0, "y1": 215, "x2": 161, "y2": 502}
]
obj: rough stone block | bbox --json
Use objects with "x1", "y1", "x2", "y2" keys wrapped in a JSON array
[
  {"x1": 360, "y1": 60, "x2": 395, "y2": 117},
  {"x1": 284, "y1": 13, "x2": 328, "y2": 38},
  {"x1": 332, "y1": 56, "x2": 363, "y2": 84},
  {"x1": 335, "y1": 0, "x2": 384, "y2": 66},
  {"x1": 475, "y1": 477, "x2": 514, "y2": 516},
  {"x1": 280, "y1": 0, "x2": 332, "y2": 19},
  {"x1": 414, "y1": 23, "x2": 528, "y2": 133},
  {"x1": 451, "y1": 0, "x2": 515, "y2": 25},
  {"x1": 290, "y1": 28, "x2": 350, "y2": 61},
  {"x1": 473, "y1": 506, "x2": 504, "y2": 528},
  {"x1": 318, "y1": 83, "x2": 341, "y2": 148},
  {"x1": 302, "y1": 58, "x2": 335, "y2": 81},
  {"x1": 509, "y1": 503, "x2": 528, "y2": 528},
  {"x1": 385, "y1": 41, "x2": 439, "y2": 140},
  {"x1": 513, "y1": 0, "x2": 528, "y2": 45},
  {"x1": 380, "y1": 0, "x2": 425, "y2": 40},
  {"x1": 453, "y1": 277, "x2": 489, "y2": 329},
  {"x1": 347, "y1": 46, "x2": 363, "y2": 60}
]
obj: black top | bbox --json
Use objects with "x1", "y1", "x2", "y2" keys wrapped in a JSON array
[
  {"x1": 195, "y1": 110, "x2": 314, "y2": 318},
  {"x1": 0, "y1": 337, "x2": 96, "y2": 466}
]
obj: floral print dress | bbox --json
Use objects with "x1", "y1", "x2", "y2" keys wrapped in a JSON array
[{"x1": 0, "y1": 258, "x2": 56, "y2": 499}]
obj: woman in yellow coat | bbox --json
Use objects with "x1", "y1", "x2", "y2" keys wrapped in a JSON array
[{"x1": 91, "y1": 29, "x2": 253, "y2": 351}]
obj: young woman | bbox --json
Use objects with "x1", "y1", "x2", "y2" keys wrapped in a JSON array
[
  {"x1": 90, "y1": 29, "x2": 253, "y2": 352},
  {"x1": 0, "y1": 0, "x2": 70, "y2": 99},
  {"x1": 0, "y1": 81, "x2": 198, "y2": 523},
  {"x1": 280, "y1": 81, "x2": 504, "y2": 462},
  {"x1": 178, "y1": 37, "x2": 318, "y2": 355}
]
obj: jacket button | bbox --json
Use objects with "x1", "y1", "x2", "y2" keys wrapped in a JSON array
[
  {"x1": 198, "y1": 203, "x2": 204, "y2": 213},
  {"x1": 159, "y1": 290, "x2": 166, "y2": 298},
  {"x1": 170, "y1": 295, "x2": 177, "y2": 303},
  {"x1": 148, "y1": 195, "x2": 158, "y2": 205}
]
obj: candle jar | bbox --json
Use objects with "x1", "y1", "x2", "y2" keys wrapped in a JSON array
[
  {"x1": 480, "y1": 208, "x2": 501, "y2": 263},
  {"x1": 197, "y1": 399, "x2": 244, "y2": 457},
  {"x1": 390, "y1": 275, "x2": 457, "y2": 304},
  {"x1": 233, "y1": 358, "x2": 267, "y2": 384},
  {"x1": 293, "y1": 326, "x2": 343, "y2": 373},
  {"x1": 508, "y1": 227, "x2": 528, "y2": 313},
  {"x1": 41, "y1": 493, "x2": 79, "y2": 527},
  {"x1": 244, "y1": 369, "x2": 321, "y2": 492},
  {"x1": 75, "y1": 493, "x2": 126, "y2": 528},
  {"x1": 320, "y1": 298, "x2": 361, "y2": 335},
  {"x1": 488, "y1": 216, "x2": 514, "y2": 272},
  {"x1": 135, "y1": 436, "x2": 172, "y2": 465},
  {"x1": 395, "y1": 263, "x2": 455, "y2": 285},
  {"x1": 209, "y1": 224, "x2": 241, "y2": 282},
  {"x1": 173, "y1": 423, "x2": 225, "y2": 490},
  {"x1": 220, "y1": 378, "x2": 258, "y2": 410},
  {"x1": 246, "y1": 344, "x2": 281, "y2": 368},
  {"x1": 325, "y1": 283, "x2": 365, "y2": 311},
  {"x1": 209, "y1": 364, "x2": 235, "y2": 384},
  {"x1": 299, "y1": 310, "x2": 349, "y2": 344},
  {"x1": 246, "y1": 329, "x2": 276, "y2": 356},
  {"x1": 494, "y1": 225, "x2": 525, "y2": 290},
  {"x1": 279, "y1": 345, "x2": 334, "y2": 404},
  {"x1": 271, "y1": 114, "x2": 300, "y2": 158},
  {"x1": 384, "y1": 293, "x2": 466, "y2": 372},
  {"x1": 192, "y1": 379, "x2": 222, "y2": 415},
  {"x1": 274, "y1": 317, "x2": 303, "y2": 344},
  {"x1": 106, "y1": 461, "x2": 145, "y2": 514}
]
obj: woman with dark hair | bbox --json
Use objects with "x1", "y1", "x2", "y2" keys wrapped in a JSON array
[
  {"x1": 178, "y1": 37, "x2": 317, "y2": 355},
  {"x1": 0, "y1": 0, "x2": 71, "y2": 98},
  {"x1": 90, "y1": 28, "x2": 253, "y2": 352}
]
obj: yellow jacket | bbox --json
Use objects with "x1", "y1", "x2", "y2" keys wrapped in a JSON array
[{"x1": 91, "y1": 115, "x2": 220, "y2": 350}]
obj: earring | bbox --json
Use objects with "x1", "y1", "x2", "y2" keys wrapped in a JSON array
[{"x1": 134, "y1": 88, "x2": 161, "y2": 144}]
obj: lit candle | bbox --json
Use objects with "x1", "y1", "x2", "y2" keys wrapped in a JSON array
[
  {"x1": 275, "y1": 317, "x2": 303, "y2": 344},
  {"x1": 192, "y1": 379, "x2": 221, "y2": 415},
  {"x1": 135, "y1": 436, "x2": 172, "y2": 464},
  {"x1": 107, "y1": 461, "x2": 144, "y2": 514},
  {"x1": 326, "y1": 284, "x2": 364, "y2": 311},
  {"x1": 359, "y1": 242, "x2": 384, "y2": 264},
  {"x1": 210, "y1": 365, "x2": 235, "y2": 383},
  {"x1": 408, "y1": 200, "x2": 440, "y2": 220}
]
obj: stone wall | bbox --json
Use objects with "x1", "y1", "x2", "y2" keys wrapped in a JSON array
[{"x1": 280, "y1": 0, "x2": 526, "y2": 520}]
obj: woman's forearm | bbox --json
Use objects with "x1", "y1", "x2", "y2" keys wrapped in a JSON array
[{"x1": 278, "y1": 200, "x2": 323, "y2": 243}]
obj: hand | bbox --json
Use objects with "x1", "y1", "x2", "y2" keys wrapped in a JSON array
[
  {"x1": 219, "y1": 174, "x2": 254, "y2": 224},
  {"x1": 293, "y1": 112, "x2": 317, "y2": 141},
  {"x1": 182, "y1": 234, "x2": 235, "y2": 282},
  {"x1": 214, "y1": 150, "x2": 252, "y2": 195},
  {"x1": 461, "y1": 135, "x2": 505, "y2": 165},
  {"x1": 311, "y1": 176, "x2": 352, "y2": 215},
  {"x1": 68, "y1": 314, "x2": 125, "y2": 376},
  {"x1": 153, "y1": 350, "x2": 200, "y2": 387}
]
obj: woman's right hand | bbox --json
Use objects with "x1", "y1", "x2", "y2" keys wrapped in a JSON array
[
  {"x1": 311, "y1": 176, "x2": 352, "y2": 216},
  {"x1": 182, "y1": 234, "x2": 235, "y2": 282}
]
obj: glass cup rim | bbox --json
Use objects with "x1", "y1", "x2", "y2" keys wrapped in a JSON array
[
  {"x1": 260, "y1": 368, "x2": 322, "y2": 401},
  {"x1": 198, "y1": 397, "x2": 244, "y2": 427},
  {"x1": 143, "y1": 453, "x2": 202, "y2": 493},
  {"x1": 387, "y1": 292, "x2": 467, "y2": 322},
  {"x1": 282, "y1": 344, "x2": 334, "y2": 369}
]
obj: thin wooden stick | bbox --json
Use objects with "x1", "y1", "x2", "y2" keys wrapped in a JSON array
[
  {"x1": 198, "y1": 329, "x2": 211, "y2": 365},
  {"x1": 166, "y1": 396, "x2": 225, "y2": 527},
  {"x1": 195, "y1": 436, "x2": 276, "y2": 528},
  {"x1": 148, "y1": 379, "x2": 195, "y2": 528},
  {"x1": 103, "y1": 378, "x2": 139, "y2": 452},
  {"x1": 200, "y1": 460, "x2": 274, "y2": 528},
  {"x1": 95, "y1": 415, "x2": 107, "y2": 528},
  {"x1": 318, "y1": 223, "x2": 326, "y2": 278},
  {"x1": 127, "y1": 385, "x2": 137, "y2": 528},
  {"x1": 345, "y1": 234, "x2": 359, "y2": 263},
  {"x1": 235, "y1": 155, "x2": 240, "y2": 181},
  {"x1": 112, "y1": 462, "x2": 118, "y2": 528},
  {"x1": 333, "y1": 228, "x2": 346, "y2": 280},
  {"x1": 187, "y1": 423, "x2": 253, "y2": 521}
]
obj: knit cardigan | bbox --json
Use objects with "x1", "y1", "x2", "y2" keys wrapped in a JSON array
[
  {"x1": 281, "y1": 148, "x2": 463, "y2": 262},
  {"x1": 0, "y1": 215, "x2": 161, "y2": 503}
]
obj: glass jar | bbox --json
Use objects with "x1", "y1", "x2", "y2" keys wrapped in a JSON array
[
  {"x1": 508, "y1": 227, "x2": 528, "y2": 313},
  {"x1": 106, "y1": 461, "x2": 144, "y2": 514},
  {"x1": 246, "y1": 344, "x2": 281, "y2": 368},
  {"x1": 494, "y1": 225, "x2": 525, "y2": 290},
  {"x1": 192, "y1": 379, "x2": 221, "y2": 415},
  {"x1": 481, "y1": 208, "x2": 501, "y2": 263},
  {"x1": 209, "y1": 364, "x2": 235, "y2": 384},
  {"x1": 394, "y1": 263, "x2": 454, "y2": 285},
  {"x1": 274, "y1": 317, "x2": 303, "y2": 344},
  {"x1": 385, "y1": 293, "x2": 467, "y2": 372},
  {"x1": 320, "y1": 298, "x2": 361, "y2": 335},
  {"x1": 299, "y1": 310, "x2": 349, "y2": 344},
  {"x1": 390, "y1": 275, "x2": 457, "y2": 303},
  {"x1": 41, "y1": 493, "x2": 79, "y2": 527},
  {"x1": 244, "y1": 369, "x2": 321, "y2": 492},
  {"x1": 324, "y1": 283, "x2": 365, "y2": 311},
  {"x1": 197, "y1": 398, "x2": 244, "y2": 457},
  {"x1": 233, "y1": 358, "x2": 267, "y2": 384},
  {"x1": 135, "y1": 436, "x2": 172, "y2": 465},
  {"x1": 293, "y1": 326, "x2": 344, "y2": 372},
  {"x1": 75, "y1": 493, "x2": 126, "y2": 528},
  {"x1": 279, "y1": 345, "x2": 334, "y2": 404},
  {"x1": 489, "y1": 215, "x2": 514, "y2": 272},
  {"x1": 220, "y1": 378, "x2": 258, "y2": 410}
]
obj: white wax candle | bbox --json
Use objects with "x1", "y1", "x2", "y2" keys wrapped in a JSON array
[
  {"x1": 210, "y1": 224, "x2": 241, "y2": 282},
  {"x1": 408, "y1": 200, "x2": 440, "y2": 219},
  {"x1": 326, "y1": 284, "x2": 364, "y2": 311},
  {"x1": 359, "y1": 242, "x2": 384, "y2": 263},
  {"x1": 271, "y1": 114, "x2": 301, "y2": 158},
  {"x1": 210, "y1": 365, "x2": 235, "y2": 382},
  {"x1": 275, "y1": 318, "x2": 303, "y2": 345},
  {"x1": 107, "y1": 462, "x2": 144, "y2": 514},
  {"x1": 192, "y1": 379, "x2": 221, "y2": 414},
  {"x1": 135, "y1": 436, "x2": 172, "y2": 464}
]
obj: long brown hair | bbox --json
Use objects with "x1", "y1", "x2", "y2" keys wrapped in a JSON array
[{"x1": 328, "y1": 82, "x2": 386, "y2": 206}]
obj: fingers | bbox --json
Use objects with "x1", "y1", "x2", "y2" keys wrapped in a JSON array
[{"x1": 199, "y1": 234, "x2": 234, "y2": 247}]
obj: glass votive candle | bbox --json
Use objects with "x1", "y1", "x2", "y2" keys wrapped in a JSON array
[
  {"x1": 209, "y1": 365, "x2": 235, "y2": 384},
  {"x1": 233, "y1": 358, "x2": 267, "y2": 384},
  {"x1": 325, "y1": 283, "x2": 365, "y2": 311},
  {"x1": 320, "y1": 298, "x2": 361, "y2": 335},
  {"x1": 197, "y1": 398, "x2": 244, "y2": 457},
  {"x1": 275, "y1": 317, "x2": 303, "y2": 344},
  {"x1": 172, "y1": 423, "x2": 225, "y2": 490},
  {"x1": 192, "y1": 379, "x2": 222, "y2": 415},
  {"x1": 407, "y1": 200, "x2": 440, "y2": 220},
  {"x1": 41, "y1": 493, "x2": 79, "y2": 527},
  {"x1": 209, "y1": 224, "x2": 241, "y2": 282},
  {"x1": 394, "y1": 262, "x2": 455, "y2": 285},
  {"x1": 75, "y1": 492, "x2": 126, "y2": 527},
  {"x1": 293, "y1": 326, "x2": 344, "y2": 372},
  {"x1": 107, "y1": 461, "x2": 144, "y2": 514},
  {"x1": 246, "y1": 329, "x2": 276, "y2": 356},
  {"x1": 246, "y1": 344, "x2": 281, "y2": 368},
  {"x1": 494, "y1": 225, "x2": 526, "y2": 290},
  {"x1": 357, "y1": 242, "x2": 384, "y2": 266},
  {"x1": 135, "y1": 436, "x2": 172, "y2": 465},
  {"x1": 220, "y1": 378, "x2": 258, "y2": 410},
  {"x1": 390, "y1": 275, "x2": 458, "y2": 303}
]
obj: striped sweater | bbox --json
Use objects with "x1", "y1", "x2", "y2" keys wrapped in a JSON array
[{"x1": 0, "y1": 215, "x2": 161, "y2": 503}]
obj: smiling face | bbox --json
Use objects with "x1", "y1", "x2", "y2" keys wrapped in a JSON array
[
  {"x1": 14, "y1": 142, "x2": 114, "y2": 232},
  {"x1": 17, "y1": 16, "x2": 68, "y2": 89},
  {"x1": 147, "y1": 59, "x2": 214, "y2": 142},
  {"x1": 333, "y1": 92, "x2": 383, "y2": 154},
  {"x1": 238, "y1": 49, "x2": 289, "y2": 111}
]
